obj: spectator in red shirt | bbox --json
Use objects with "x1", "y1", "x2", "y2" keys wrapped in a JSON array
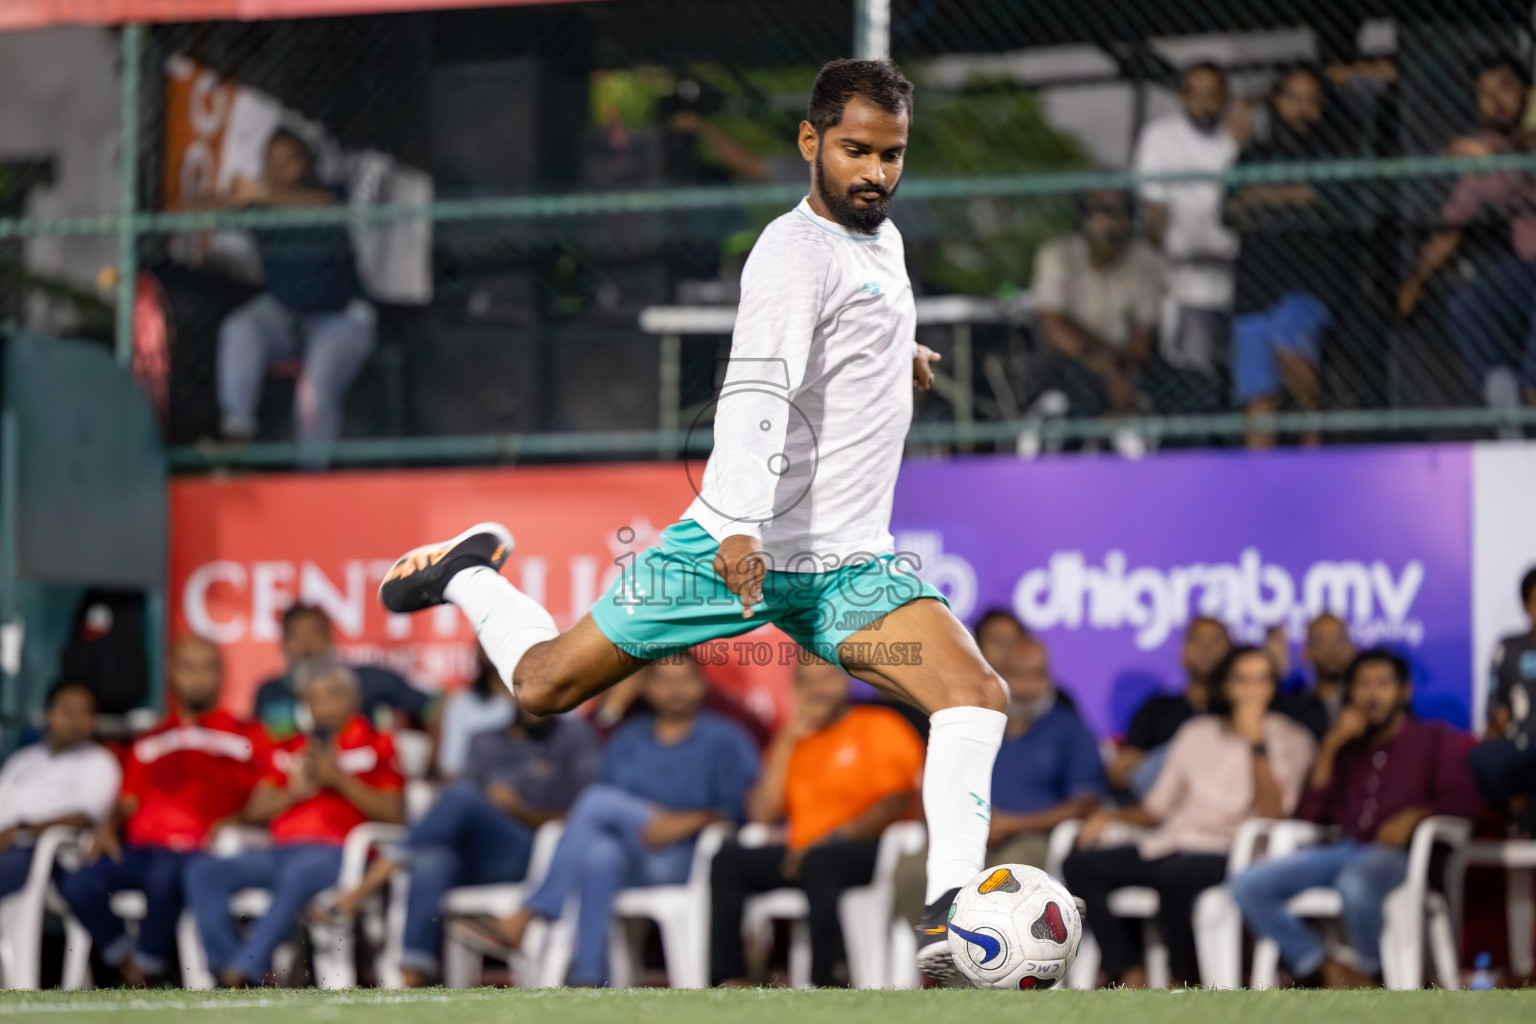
[
  {"x1": 58, "y1": 636, "x2": 271, "y2": 986},
  {"x1": 186, "y1": 661, "x2": 404, "y2": 986}
]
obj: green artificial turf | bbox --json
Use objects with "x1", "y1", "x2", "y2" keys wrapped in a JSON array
[{"x1": 2, "y1": 987, "x2": 1533, "y2": 1024}]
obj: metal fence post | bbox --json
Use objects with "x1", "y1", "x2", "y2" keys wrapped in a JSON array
[
  {"x1": 115, "y1": 23, "x2": 144, "y2": 368},
  {"x1": 854, "y1": 0, "x2": 890, "y2": 61}
]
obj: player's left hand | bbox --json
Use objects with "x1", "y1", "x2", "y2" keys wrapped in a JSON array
[{"x1": 912, "y1": 344, "x2": 940, "y2": 391}]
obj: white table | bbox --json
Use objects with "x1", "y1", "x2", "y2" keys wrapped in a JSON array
[{"x1": 638, "y1": 294, "x2": 1031, "y2": 455}]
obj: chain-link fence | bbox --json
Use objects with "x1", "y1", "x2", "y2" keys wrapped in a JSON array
[{"x1": 5, "y1": 0, "x2": 1536, "y2": 467}]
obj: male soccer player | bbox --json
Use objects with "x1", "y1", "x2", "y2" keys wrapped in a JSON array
[{"x1": 379, "y1": 58, "x2": 1007, "y2": 980}]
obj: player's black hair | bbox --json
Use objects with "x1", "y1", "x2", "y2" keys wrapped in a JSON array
[
  {"x1": 1346, "y1": 647, "x2": 1411, "y2": 689},
  {"x1": 45, "y1": 677, "x2": 96, "y2": 711},
  {"x1": 281, "y1": 602, "x2": 332, "y2": 637},
  {"x1": 972, "y1": 607, "x2": 1027, "y2": 640},
  {"x1": 1520, "y1": 566, "x2": 1536, "y2": 607},
  {"x1": 1206, "y1": 645, "x2": 1276, "y2": 721},
  {"x1": 807, "y1": 58, "x2": 914, "y2": 135},
  {"x1": 1473, "y1": 52, "x2": 1533, "y2": 89},
  {"x1": 1181, "y1": 60, "x2": 1229, "y2": 90}
]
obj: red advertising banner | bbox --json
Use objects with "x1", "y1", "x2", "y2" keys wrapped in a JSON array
[
  {"x1": 0, "y1": 0, "x2": 610, "y2": 32},
  {"x1": 169, "y1": 464, "x2": 794, "y2": 725}
]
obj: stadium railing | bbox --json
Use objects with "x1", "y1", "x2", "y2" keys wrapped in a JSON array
[{"x1": 9, "y1": 2, "x2": 1536, "y2": 468}]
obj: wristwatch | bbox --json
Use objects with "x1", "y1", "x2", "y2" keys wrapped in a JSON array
[{"x1": 1250, "y1": 741, "x2": 1269, "y2": 757}]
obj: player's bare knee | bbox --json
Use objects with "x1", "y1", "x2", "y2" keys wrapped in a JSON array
[
  {"x1": 511, "y1": 661, "x2": 562, "y2": 716},
  {"x1": 950, "y1": 671, "x2": 1008, "y2": 714}
]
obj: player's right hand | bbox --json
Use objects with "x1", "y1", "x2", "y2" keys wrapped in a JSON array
[{"x1": 715, "y1": 534, "x2": 767, "y2": 618}]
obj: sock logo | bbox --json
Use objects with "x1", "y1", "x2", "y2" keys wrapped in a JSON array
[{"x1": 1030, "y1": 901, "x2": 1069, "y2": 944}]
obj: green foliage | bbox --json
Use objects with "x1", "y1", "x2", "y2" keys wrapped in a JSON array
[{"x1": 904, "y1": 80, "x2": 1090, "y2": 296}]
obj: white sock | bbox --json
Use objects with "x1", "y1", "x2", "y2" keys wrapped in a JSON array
[
  {"x1": 444, "y1": 566, "x2": 558, "y2": 691},
  {"x1": 923, "y1": 705, "x2": 1007, "y2": 904}
]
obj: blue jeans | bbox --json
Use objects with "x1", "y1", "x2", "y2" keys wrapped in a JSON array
[
  {"x1": 1228, "y1": 840, "x2": 1409, "y2": 976},
  {"x1": 57, "y1": 845, "x2": 201, "y2": 974},
  {"x1": 0, "y1": 845, "x2": 36, "y2": 900},
  {"x1": 523, "y1": 784, "x2": 694, "y2": 985},
  {"x1": 217, "y1": 292, "x2": 376, "y2": 443},
  {"x1": 184, "y1": 843, "x2": 343, "y2": 981},
  {"x1": 398, "y1": 781, "x2": 534, "y2": 974},
  {"x1": 1447, "y1": 251, "x2": 1536, "y2": 394}
]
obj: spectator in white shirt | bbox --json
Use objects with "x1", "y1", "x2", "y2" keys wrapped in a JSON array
[
  {"x1": 1132, "y1": 62, "x2": 1240, "y2": 387},
  {"x1": 0, "y1": 680, "x2": 122, "y2": 899},
  {"x1": 1031, "y1": 188, "x2": 1163, "y2": 418}
]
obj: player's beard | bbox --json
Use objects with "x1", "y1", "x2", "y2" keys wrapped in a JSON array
[{"x1": 815, "y1": 151, "x2": 896, "y2": 235}]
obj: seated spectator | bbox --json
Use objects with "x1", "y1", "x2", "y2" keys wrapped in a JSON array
[
  {"x1": 710, "y1": 657, "x2": 923, "y2": 987},
  {"x1": 207, "y1": 127, "x2": 375, "y2": 445},
  {"x1": 1106, "y1": 616, "x2": 1231, "y2": 798},
  {"x1": 326, "y1": 697, "x2": 600, "y2": 985},
  {"x1": 973, "y1": 608, "x2": 1028, "y2": 676},
  {"x1": 457, "y1": 656, "x2": 758, "y2": 987},
  {"x1": 0, "y1": 681, "x2": 121, "y2": 900},
  {"x1": 59, "y1": 637, "x2": 271, "y2": 987},
  {"x1": 892, "y1": 636, "x2": 1103, "y2": 927},
  {"x1": 1030, "y1": 188, "x2": 1163, "y2": 422},
  {"x1": 1277, "y1": 613, "x2": 1357, "y2": 740},
  {"x1": 1469, "y1": 566, "x2": 1536, "y2": 836},
  {"x1": 254, "y1": 604, "x2": 431, "y2": 741},
  {"x1": 1226, "y1": 65, "x2": 1350, "y2": 447},
  {"x1": 186, "y1": 662, "x2": 404, "y2": 987},
  {"x1": 1133, "y1": 62, "x2": 1240, "y2": 386},
  {"x1": 1400, "y1": 56, "x2": 1536, "y2": 412},
  {"x1": 588, "y1": 650, "x2": 771, "y2": 748},
  {"x1": 1228, "y1": 648, "x2": 1480, "y2": 988},
  {"x1": 433, "y1": 646, "x2": 515, "y2": 779},
  {"x1": 1065, "y1": 646, "x2": 1313, "y2": 988}
]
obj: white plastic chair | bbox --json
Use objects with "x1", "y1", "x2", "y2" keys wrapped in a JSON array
[
  {"x1": 1189, "y1": 817, "x2": 1290, "y2": 989},
  {"x1": 392, "y1": 730, "x2": 434, "y2": 783},
  {"x1": 605, "y1": 821, "x2": 734, "y2": 988},
  {"x1": 1246, "y1": 816, "x2": 1469, "y2": 990},
  {"x1": 1445, "y1": 838, "x2": 1536, "y2": 979},
  {"x1": 0, "y1": 826, "x2": 85, "y2": 989},
  {"x1": 59, "y1": 821, "x2": 405, "y2": 990},
  {"x1": 735, "y1": 821, "x2": 928, "y2": 990},
  {"x1": 1048, "y1": 818, "x2": 1170, "y2": 989},
  {"x1": 396, "y1": 819, "x2": 565, "y2": 989}
]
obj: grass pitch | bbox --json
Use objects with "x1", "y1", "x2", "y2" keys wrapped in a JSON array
[{"x1": 2, "y1": 987, "x2": 1534, "y2": 1024}]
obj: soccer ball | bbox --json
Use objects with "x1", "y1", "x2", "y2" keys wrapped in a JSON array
[{"x1": 945, "y1": 864, "x2": 1082, "y2": 990}]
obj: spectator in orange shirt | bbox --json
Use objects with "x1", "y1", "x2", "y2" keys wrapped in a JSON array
[
  {"x1": 709, "y1": 656, "x2": 923, "y2": 987},
  {"x1": 185, "y1": 661, "x2": 404, "y2": 986}
]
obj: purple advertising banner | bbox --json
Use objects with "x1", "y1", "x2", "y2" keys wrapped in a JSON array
[{"x1": 890, "y1": 444, "x2": 1473, "y2": 736}]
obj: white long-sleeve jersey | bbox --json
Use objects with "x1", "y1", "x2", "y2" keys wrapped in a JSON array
[{"x1": 681, "y1": 198, "x2": 916, "y2": 572}]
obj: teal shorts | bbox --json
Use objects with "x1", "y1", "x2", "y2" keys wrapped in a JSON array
[{"x1": 589, "y1": 520, "x2": 947, "y2": 668}]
